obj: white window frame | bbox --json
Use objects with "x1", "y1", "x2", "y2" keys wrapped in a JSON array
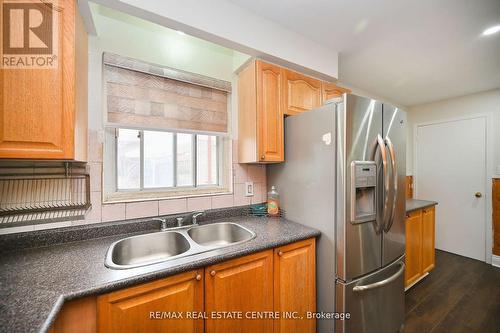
[{"x1": 103, "y1": 126, "x2": 232, "y2": 203}]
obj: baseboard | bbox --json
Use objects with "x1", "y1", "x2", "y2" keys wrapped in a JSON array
[{"x1": 492, "y1": 255, "x2": 500, "y2": 268}]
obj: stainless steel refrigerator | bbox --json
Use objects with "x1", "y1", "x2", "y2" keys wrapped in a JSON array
[{"x1": 267, "y1": 94, "x2": 406, "y2": 333}]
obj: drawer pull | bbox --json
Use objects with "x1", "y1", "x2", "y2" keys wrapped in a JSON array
[
  {"x1": 210, "y1": 270, "x2": 216, "y2": 277},
  {"x1": 278, "y1": 251, "x2": 283, "y2": 256},
  {"x1": 196, "y1": 274, "x2": 202, "y2": 281}
]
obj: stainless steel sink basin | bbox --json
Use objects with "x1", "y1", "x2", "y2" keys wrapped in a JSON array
[
  {"x1": 187, "y1": 222, "x2": 255, "y2": 247},
  {"x1": 106, "y1": 231, "x2": 190, "y2": 269},
  {"x1": 105, "y1": 222, "x2": 255, "y2": 270}
]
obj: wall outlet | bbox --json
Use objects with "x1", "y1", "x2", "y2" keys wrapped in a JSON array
[{"x1": 245, "y1": 182, "x2": 254, "y2": 196}]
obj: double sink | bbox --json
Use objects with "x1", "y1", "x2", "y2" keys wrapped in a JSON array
[{"x1": 105, "y1": 222, "x2": 255, "y2": 269}]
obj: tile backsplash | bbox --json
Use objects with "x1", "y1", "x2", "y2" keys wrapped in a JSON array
[{"x1": 0, "y1": 135, "x2": 267, "y2": 235}]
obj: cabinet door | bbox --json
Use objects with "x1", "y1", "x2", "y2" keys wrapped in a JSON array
[
  {"x1": 256, "y1": 61, "x2": 284, "y2": 162},
  {"x1": 0, "y1": 0, "x2": 76, "y2": 159},
  {"x1": 405, "y1": 210, "x2": 422, "y2": 287},
  {"x1": 282, "y1": 70, "x2": 322, "y2": 116},
  {"x1": 422, "y1": 207, "x2": 436, "y2": 273},
  {"x1": 321, "y1": 82, "x2": 350, "y2": 102},
  {"x1": 205, "y1": 250, "x2": 273, "y2": 333},
  {"x1": 50, "y1": 297, "x2": 96, "y2": 333},
  {"x1": 97, "y1": 270, "x2": 204, "y2": 333},
  {"x1": 274, "y1": 238, "x2": 316, "y2": 333}
]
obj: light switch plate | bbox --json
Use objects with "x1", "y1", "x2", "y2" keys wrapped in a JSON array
[{"x1": 245, "y1": 182, "x2": 254, "y2": 196}]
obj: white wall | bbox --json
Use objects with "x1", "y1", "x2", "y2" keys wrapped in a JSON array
[
  {"x1": 406, "y1": 88, "x2": 500, "y2": 177},
  {"x1": 88, "y1": 3, "x2": 248, "y2": 130},
  {"x1": 88, "y1": 0, "x2": 339, "y2": 80}
]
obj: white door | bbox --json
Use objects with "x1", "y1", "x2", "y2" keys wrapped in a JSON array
[{"x1": 415, "y1": 117, "x2": 486, "y2": 261}]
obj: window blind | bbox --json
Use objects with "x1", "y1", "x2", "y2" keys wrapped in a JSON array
[{"x1": 103, "y1": 53, "x2": 230, "y2": 134}]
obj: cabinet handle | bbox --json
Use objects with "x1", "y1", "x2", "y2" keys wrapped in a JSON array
[
  {"x1": 278, "y1": 251, "x2": 283, "y2": 256},
  {"x1": 260, "y1": 155, "x2": 265, "y2": 160},
  {"x1": 196, "y1": 274, "x2": 202, "y2": 281},
  {"x1": 210, "y1": 270, "x2": 216, "y2": 276}
]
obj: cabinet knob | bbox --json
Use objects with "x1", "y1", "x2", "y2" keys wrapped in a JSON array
[
  {"x1": 210, "y1": 270, "x2": 216, "y2": 276},
  {"x1": 278, "y1": 251, "x2": 283, "y2": 256},
  {"x1": 196, "y1": 274, "x2": 202, "y2": 281},
  {"x1": 475, "y1": 192, "x2": 482, "y2": 198}
]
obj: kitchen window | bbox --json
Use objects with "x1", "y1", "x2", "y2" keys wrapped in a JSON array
[
  {"x1": 115, "y1": 128, "x2": 220, "y2": 191},
  {"x1": 102, "y1": 53, "x2": 232, "y2": 202}
]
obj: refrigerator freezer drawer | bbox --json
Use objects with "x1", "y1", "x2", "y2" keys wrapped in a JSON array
[{"x1": 335, "y1": 256, "x2": 405, "y2": 333}]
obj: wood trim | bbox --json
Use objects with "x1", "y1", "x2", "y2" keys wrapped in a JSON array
[
  {"x1": 406, "y1": 175, "x2": 413, "y2": 199},
  {"x1": 49, "y1": 296, "x2": 97, "y2": 333},
  {"x1": 493, "y1": 179, "x2": 500, "y2": 256}
]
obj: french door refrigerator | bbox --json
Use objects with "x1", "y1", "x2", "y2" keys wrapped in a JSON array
[{"x1": 267, "y1": 94, "x2": 406, "y2": 333}]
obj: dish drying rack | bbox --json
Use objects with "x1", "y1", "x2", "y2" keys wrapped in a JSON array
[{"x1": 0, "y1": 162, "x2": 91, "y2": 227}]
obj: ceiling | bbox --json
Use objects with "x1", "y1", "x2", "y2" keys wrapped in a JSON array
[{"x1": 226, "y1": 0, "x2": 500, "y2": 106}]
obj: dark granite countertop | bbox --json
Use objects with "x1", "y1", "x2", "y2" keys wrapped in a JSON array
[
  {"x1": 0, "y1": 215, "x2": 320, "y2": 333},
  {"x1": 406, "y1": 199, "x2": 438, "y2": 213}
]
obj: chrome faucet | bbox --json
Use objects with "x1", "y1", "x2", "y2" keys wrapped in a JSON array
[
  {"x1": 152, "y1": 218, "x2": 168, "y2": 231},
  {"x1": 192, "y1": 211, "x2": 206, "y2": 225}
]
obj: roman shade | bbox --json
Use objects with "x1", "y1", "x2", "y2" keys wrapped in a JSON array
[{"x1": 103, "y1": 53, "x2": 231, "y2": 134}]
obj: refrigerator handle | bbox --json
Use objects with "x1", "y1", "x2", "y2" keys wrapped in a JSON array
[
  {"x1": 352, "y1": 262, "x2": 405, "y2": 292},
  {"x1": 384, "y1": 136, "x2": 398, "y2": 232},
  {"x1": 370, "y1": 134, "x2": 390, "y2": 233}
]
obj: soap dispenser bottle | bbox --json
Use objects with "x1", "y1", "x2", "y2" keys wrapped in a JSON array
[{"x1": 267, "y1": 186, "x2": 280, "y2": 216}]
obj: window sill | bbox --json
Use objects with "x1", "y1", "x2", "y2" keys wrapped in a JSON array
[{"x1": 102, "y1": 187, "x2": 232, "y2": 204}]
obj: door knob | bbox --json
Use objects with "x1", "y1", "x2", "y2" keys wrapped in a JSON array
[{"x1": 475, "y1": 192, "x2": 482, "y2": 198}]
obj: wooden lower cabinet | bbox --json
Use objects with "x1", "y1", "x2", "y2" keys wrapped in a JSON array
[
  {"x1": 97, "y1": 270, "x2": 204, "y2": 333},
  {"x1": 205, "y1": 250, "x2": 274, "y2": 333},
  {"x1": 274, "y1": 238, "x2": 316, "y2": 333},
  {"x1": 50, "y1": 239, "x2": 316, "y2": 332},
  {"x1": 421, "y1": 207, "x2": 436, "y2": 273},
  {"x1": 405, "y1": 210, "x2": 423, "y2": 287},
  {"x1": 405, "y1": 206, "x2": 436, "y2": 289},
  {"x1": 49, "y1": 297, "x2": 97, "y2": 333}
]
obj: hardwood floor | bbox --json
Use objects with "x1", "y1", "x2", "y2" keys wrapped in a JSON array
[{"x1": 405, "y1": 250, "x2": 500, "y2": 333}]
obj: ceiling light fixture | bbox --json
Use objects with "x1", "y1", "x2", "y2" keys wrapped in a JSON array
[
  {"x1": 176, "y1": 30, "x2": 186, "y2": 36},
  {"x1": 482, "y1": 25, "x2": 500, "y2": 36}
]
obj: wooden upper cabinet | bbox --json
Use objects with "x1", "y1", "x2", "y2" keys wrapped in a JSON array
[
  {"x1": 238, "y1": 60, "x2": 284, "y2": 163},
  {"x1": 205, "y1": 250, "x2": 274, "y2": 333},
  {"x1": 282, "y1": 70, "x2": 322, "y2": 116},
  {"x1": 97, "y1": 270, "x2": 204, "y2": 333},
  {"x1": 321, "y1": 82, "x2": 350, "y2": 102},
  {"x1": 421, "y1": 207, "x2": 436, "y2": 273},
  {"x1": 405, "y1": 210, "x2": 422, "y2": 288},
  {"x1": 0, "y1": 0, "x2": 87, "y2": 160},
  {"x1": 237, "y1": 58, "x2": 350, "y2": 163},
  {"x1": 274, "y1": 238, "x2": 316, "y2": 333}
]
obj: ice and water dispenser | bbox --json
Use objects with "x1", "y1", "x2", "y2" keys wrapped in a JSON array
[{"x1": 350, "y1": 161, "x2": 377, "y2": 223}]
